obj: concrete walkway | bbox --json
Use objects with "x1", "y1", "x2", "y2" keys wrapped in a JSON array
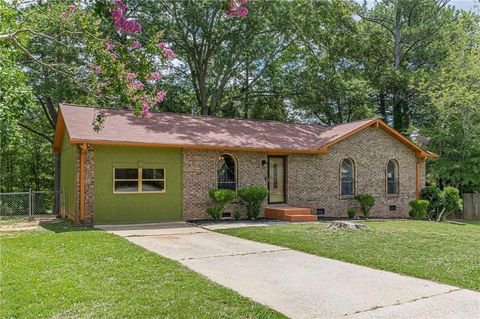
[{"x1": 99, "y1": 223, "x2": 480, "y2": 319}]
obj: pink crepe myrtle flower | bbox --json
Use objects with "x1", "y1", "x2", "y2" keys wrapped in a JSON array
[
  {"x1": 156, "y1": 42, "x2": 167, "y2": 49},
  {"x1": 111, "y1": 9, "x2": 122, "y2": 20},
  {"x1": 163, "y1": 48, "x2": 176, "y2": 59},
  {"x1": 126, "y1": 72, "x2": 137, "y2": 80},
  {"x1": 130, "y1": 40, "x2": 142, "y2": 49},
  {"x1": 106, "y1": 43, "x2": 116, "y2": 51},
  {"x1": 114, "y1": 0, "x2": 126, "y2": 14},
  {"x1": 132, "y1": 80, "x2": 144, "y2": 90},
  {"x1": 237, "y1": 6, "x2": 248, "y2": 17},
  {"x1": 148, "y1": 72, "x2": 161, "y2": 81},
  {"x1": 155, "y1": 90, "x2": 166, "y2": 103},
  {"x1": 60, "y1": 12, "x2": 69, "y2": 20},
  {"x1": 69, "y1": 4, "x2": 77, "y2": 13},
  {"x1": 89, "y1": 63, "x2": 102, "y2": 73},
  {"x1": 142, "y1": 103, "x2": 153, "y2": 118}
]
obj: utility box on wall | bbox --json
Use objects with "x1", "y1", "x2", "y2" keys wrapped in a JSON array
[{"x1": 463, "y1": 193, "x2": 480, "y2": 221}]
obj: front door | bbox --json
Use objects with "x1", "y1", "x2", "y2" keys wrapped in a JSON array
[{"x1": 268, "y1": 156, "x2": 286, "y2": 203}]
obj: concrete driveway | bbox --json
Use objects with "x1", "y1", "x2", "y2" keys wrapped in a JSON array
[{"x1": 99, "y1": 222, "x2": 480, "y2": 319}]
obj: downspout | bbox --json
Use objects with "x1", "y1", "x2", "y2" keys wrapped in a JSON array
[
  {"x1": 415, "y1": 157, "x2": 425, "y2": 199},
  {"x1": 79, "y1": 143, "x2": 87, "y2": 223}
]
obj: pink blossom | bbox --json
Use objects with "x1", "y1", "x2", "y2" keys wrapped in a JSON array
[
  {"x1": 111, "y1": 9, "x2": 122, "y2": 20},
  {"x1": 156, "y1": 42, "x2": 167, "y2": 49},
  {"x1": 60, "y1": 12, "x2": 69, "y2": 20},
  {"x1": 106, "y1": 43, "x2": 116, "y2": 51},
  {"x1": 114, "y1": 0, "x2": 126, "y2": 14},
  {"x1": 126, "y1": 72, "x2": 137, "y2": 80},
  {"x1": 240, "y1": 0, "x2": 249, "y2": 4},
  {"x1": 132, "y1": 80, "x2": 144, "y2": 90},
  {"x1": 148, "y1": 72, "x2": 161, "y2": 81},
  {"x1": 130, "y1": 40, "x2": 142, "y2": 49},
  {"x1": 89, "y1": 63, "x2": 102, "y2": 73},
  {"x1": 155, "y1": 90, "x2": 166, "y2": 103},
  {"x1": 142, "y1": 104, "x2": 153, "y2": 118},
  {"x1": 163, "y1": 48, "x2": 176, "y2": 59},
  {"x1": 69, "y1": 4, "x2": 77, "y2": 13},
  {"x1": 237, "y1": 6, "x2": 248, "y2": 17}
]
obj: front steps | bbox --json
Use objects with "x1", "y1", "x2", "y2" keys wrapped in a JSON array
[{"x1": 264, "y1": 206, "x2": 318, "y2": 222}]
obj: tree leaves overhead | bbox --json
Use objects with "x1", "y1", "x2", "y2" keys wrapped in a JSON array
[{"x1": 1, "y1": 0, "x2": 479, "y2": 192}]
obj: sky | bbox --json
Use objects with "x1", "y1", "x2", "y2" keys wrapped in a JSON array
[{"x1": 356, "y1": 0, "x2": 479, "y2": 12}]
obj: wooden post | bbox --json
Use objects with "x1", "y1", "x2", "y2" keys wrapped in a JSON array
[
  {"x1": 416, "y1": 158, "x2": 425, "y2": 199},
  {"x1": 79, "y1": 143, "x2": 87, "y2": 223}
]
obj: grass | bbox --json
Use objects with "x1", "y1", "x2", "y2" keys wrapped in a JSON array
[
  {"x1": 219, "y1": 220, "x2": 480, "y2": 291},
  {"x1": 0, "y1": 221, "x2": 284, "y2": 319}
]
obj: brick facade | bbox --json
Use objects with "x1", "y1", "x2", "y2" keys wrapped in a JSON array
[
  {"x1": 288, "y1": 127, "x2": 424, "y2": 218},
  {"x1": 182, "y1": 127, "x2": 425, "y2": 220},
  {"x1": 74, "y1": 144, "x2": 95, "y2": 225},
  {"x1": 182, "y1": 149, "x2": 268, "y2": 220}
]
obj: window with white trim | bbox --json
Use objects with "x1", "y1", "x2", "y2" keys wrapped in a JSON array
[
  {"x1": 340, "y1": 158, "x2": 355, "y2": 196},
  {"x1": 387, "y1": 159, "x2": 399, "y2": 195}
]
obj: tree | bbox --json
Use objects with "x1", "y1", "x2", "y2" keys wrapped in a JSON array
[
  {"x1": 419, "y1": 13, "x2": 480, "y2": 192},
  {"x1": 137, "y1": 0, "x2": 292, "y2": 117},
  {"x1": 352, "y1": 0, "x2": 457, "y2": 133}
]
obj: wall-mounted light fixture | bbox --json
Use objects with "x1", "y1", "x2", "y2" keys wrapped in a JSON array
[{"x1": 261, "y1": 159, "x2": 268, "y2": 167}]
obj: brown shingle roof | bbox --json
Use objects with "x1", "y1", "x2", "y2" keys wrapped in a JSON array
[{"x1": 54, "y1": 103, "x2": 437, "y2": 158}]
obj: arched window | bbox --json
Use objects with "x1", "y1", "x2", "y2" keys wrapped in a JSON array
[
  {"x1": 387, "y1": 159, "x2": 399, "y2": 195},
  {"x1": 217, "y1": 154, "x2": 236, "y2": 191},
  {"x1": 340, "y1": 158, "x2": 355, "y2": 196}
]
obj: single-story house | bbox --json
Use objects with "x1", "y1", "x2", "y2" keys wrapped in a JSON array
[{"x1": 53, "y1": 103, "x2": 437, "y2": 225}]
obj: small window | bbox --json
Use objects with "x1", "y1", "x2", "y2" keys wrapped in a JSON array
[
  {"x1": 114, "y1": 168, "x2": 166, "y2": 193},
  {"x1": 217, "y1": 154, "x2": 236, "y2": 191},
  {"x1": 340, "y1": 158, "x2": 355, "y2": 196},
  {"x1": 387, "y1": 159, "x2": 399, "y2": 195}
]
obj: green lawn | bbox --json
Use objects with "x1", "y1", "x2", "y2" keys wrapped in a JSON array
[
  {"x1": 219, "y1": 220, "x2": 480, "y2": 291},
  {"x1": 0, "y1": 221, "x2": 284, "y2": 319}
]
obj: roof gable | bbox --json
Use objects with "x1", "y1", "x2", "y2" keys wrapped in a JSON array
[{"x1": 53, "y1": 104, "x2": 437, "y2": 158}]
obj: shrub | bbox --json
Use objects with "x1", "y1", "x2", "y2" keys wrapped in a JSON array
[
  {"x1": 347, "y1": 208, "x2": 356, "y2": 219},
  {"x1": 437, "y1": 187, "x2": 462, "y2": 222},
  {"x1": 408, "y1": 199, "x2": 429, "y2": 220},
  {"x1": 206, "y1": 189, "x2": 236, "y2": 221},
  {"x1": 238, "y1": 186, "x2": 269, "y2": 220},
  {"x1": 354, "y1": 194, "x2": 375, "y2": 221},
  {"x1": 421, "y1": 185, "x2": 445, "y2": 220},
  {"x1": 233, "y1": 209, "x2": 241, "y2": 221}
]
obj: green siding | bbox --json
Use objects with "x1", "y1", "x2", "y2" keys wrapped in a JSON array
[
  {"x1": 93, "y1": 146, "x2": 182, "y2": 224},
  {"x1": 60, "y1": 133, "x2": 77, "y2": 217}
]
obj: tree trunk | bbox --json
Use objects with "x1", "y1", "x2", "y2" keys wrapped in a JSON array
[
  {"x1": 54, "y1": 153, "x2": 61, "y2": 215},
  {"x1": 392, "y1": 4, "x2": 404, "y2": 132}
]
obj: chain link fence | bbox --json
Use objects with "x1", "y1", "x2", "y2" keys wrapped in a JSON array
[{"x1": 0, "y1": 190, "x2": 60, "y2": 219}]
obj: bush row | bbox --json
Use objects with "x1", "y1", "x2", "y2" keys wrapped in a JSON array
[{"x1": 206, "y1": 186, "x2": 268, "y2": 221}]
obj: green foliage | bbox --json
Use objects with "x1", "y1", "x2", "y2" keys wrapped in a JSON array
[
  {"x1": 408, "y1": 200, "x2": 429, "y2": 220},
  {"x1": 421, "y1": 185, "x2": 445, "y2": 220},
  {"x1": 347, "y1": 208, "x2": 356, "y2": 219},
  {"x1": 437, "y1": 187, "x2": 463, "y2": 222},
  {"x1": 421, "y1": 185, "x2": 463, "y2": 222},
  {"x1": 354, "y1": 194, "x2": 375, "y2": 221},
  {"x1": 233, "y1": 209, "x2": 242, "y2": 221},
  {"x1": 206, "y1": 189, "x2": 236, "y2": 221},
  {"x1": 238, "y1": 186, "x2": 268, "y2": 220}
]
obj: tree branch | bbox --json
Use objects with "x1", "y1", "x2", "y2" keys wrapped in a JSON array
[{"x1": 17, "y1": 122, "x2": 53, "y2": 143}]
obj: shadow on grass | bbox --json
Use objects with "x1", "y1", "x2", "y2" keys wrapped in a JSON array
[{"x1": 39, "y1": 220, "x2": 98, "y2": 233}]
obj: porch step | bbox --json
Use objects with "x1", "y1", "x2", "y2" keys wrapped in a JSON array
[
  {"x1": 285, "y1": 214, "x2": 319, "y2": 222},
  {"x1": 264, "y1": 207, "x2": 317, "y2": 222}
]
